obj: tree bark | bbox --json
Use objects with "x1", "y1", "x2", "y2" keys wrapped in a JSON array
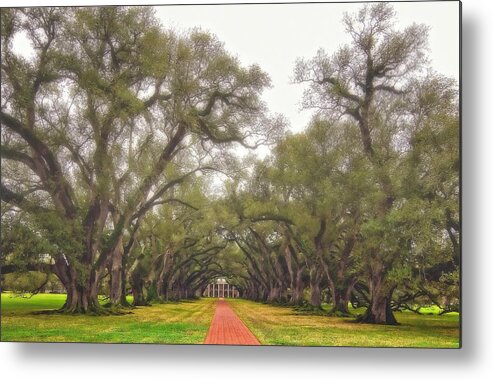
[
  {"x1": 329, "y1": 277, "x2": 357, "y2": 316},
  {"x1": 358, "y1": 267, "x2": 398, "y2": 325},
  {"x1": 50, "y1": 255, "x2": 101, "y2": 313},
  {"x1": 60, "y1": 269, "x2": 101, "y2": 314},
  {"x1": 330, "y1": 286, "x2": 351, "y2": 316},
  {"x1": 289, "y1": 269, "x2": 305, "y2": 305},
  {"x1": 267, "y1": 285, "x2": 281, "y2": 303},
  {"x1": 131, "y1": 279, "x2": 148, "y2": 306},
  {"x1": 309, "y1": 268, "x2": 322, "y2": 309},
  {"x1": 108, "y1": 237, "x2": 131, "y2": 307},
  {"x1": 61, "y1": 283, "x2": 100, "y2": 313}
]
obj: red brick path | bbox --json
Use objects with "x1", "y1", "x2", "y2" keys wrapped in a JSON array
[{"x1": 204, "y1": 299, "x2": 260, "y2": 345}]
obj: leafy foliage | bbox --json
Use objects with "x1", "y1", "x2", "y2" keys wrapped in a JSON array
[{"x1": 1, "y1": 4, "x2": 459, "y2": 324}]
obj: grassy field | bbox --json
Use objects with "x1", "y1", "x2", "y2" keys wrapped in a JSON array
[
  {"x1": 1, "y1": 293, "x2": 215, "y2": 344},
  {"x1": 229, "y1": 299, "x2": 460, "y2": 348},
  {"x1": 1, "y1": 293, "x2": 460, "y2": 347}
]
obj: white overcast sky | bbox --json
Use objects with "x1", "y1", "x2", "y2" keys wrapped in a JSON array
[
  {"x1": 152, "y1": 1, "x2": 460, "y2": 132},
  {"x1": 6, "y1": 0, "x2": 460, "y2": 134}
]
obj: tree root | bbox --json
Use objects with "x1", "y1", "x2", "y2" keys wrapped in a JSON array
[{"x1": 31, "y1": 305, "x2": 133, "y2": 316}]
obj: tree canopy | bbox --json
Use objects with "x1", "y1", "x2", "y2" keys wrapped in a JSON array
[{"x1": 1, "y1": 4, "x2": 459, "y2": 324}]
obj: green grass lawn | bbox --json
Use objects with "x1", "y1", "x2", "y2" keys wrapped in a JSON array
[
  {"x1": 228, "y1": 299, "x2": 460, "y2": 348},
  {"x1": 1, "y1": 293, "x2": 215, "y2": 344},
  {"x1": 1, "y1": 293, "x2": 460, "y2": 347}
]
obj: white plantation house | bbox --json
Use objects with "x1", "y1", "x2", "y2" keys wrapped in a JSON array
[{"x1": 203, "y1": 278, "x2": 240, "y2": 298}]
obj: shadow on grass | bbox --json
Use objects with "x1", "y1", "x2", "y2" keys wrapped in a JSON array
[
  {"x1": 31, "y1": 305, "x2": 136, "y2": 317},
  {"x1": 27, "y1": 297, "x2": 208, "y2": 316}
]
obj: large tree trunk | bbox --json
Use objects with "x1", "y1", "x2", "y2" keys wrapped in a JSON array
[
  {"x1": 119, "y1": 268, "x2": 131, "y2": 306},
  {"x1": 309, "y1": 282, "x2": 321, "y2": 308},
  {"x1": 358, "y1": 266, "x2": 398, "y2": 325},
  {"x1": 130, "y1": 265, "x2": 149, "y2": 306},
  {"x1": 358, "y1": 289, "x2": 397, "y2": 324},
  {"x1": 329, "y1": 278, "x2": 357, "y2": 316},
  {"x1": 258, "y1": 287, "x2": 268, "y2": 303},
  {"x1": 146, "y1": 280, "x2": 160, "y2": 303},
  {"x1": 308, "y1": 267, "x2": 323, "y2": 308},
  {"x1": 109, "y1": 248, "x2": 123, "y2": 305},
  {"x1": 52, "y1": 256, "x2": 102, "y2": 314},
  {"x1": 108, "y1": 237, "x2": 131, "y2": 307},
  {"x1": 246, "y1": 282, "x2": 259, "y2": 301},
  {"x1": 289, "y1": 269, "x2": 305, "y2": 305},
  {"x1": 129, "y1": 256, "x2": 150, "y2": 306},
  {"x1": 61, "y1": 270, "x2": 100, "y2": 314},
  {"x1": 267, "y1": 285, "x2": 281, "y2": 303},
  {"x1": 62, "y1": 283, "x2": 100, "y2": 313},
  {"x1": 131, "y1": 279, "x2": 148, "y2": 306},
  {"x1": 330, "y1": 288, "x2": 351, "y2": 316}
]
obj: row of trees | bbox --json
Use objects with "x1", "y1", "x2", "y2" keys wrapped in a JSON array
[
  {"x1": 0, "y1": 6, "x2": 281, "y2": 312},
  {"x1": 1, "y1": 4, "x2": 459, "y2": 324},
  {"x1": 222, "y1": 4, "x2": 459, "y2": 324}
]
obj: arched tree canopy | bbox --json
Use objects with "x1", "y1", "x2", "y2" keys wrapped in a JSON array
[{"x1": 1, "y1": 4, "x2": 458, "y2": 324}]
